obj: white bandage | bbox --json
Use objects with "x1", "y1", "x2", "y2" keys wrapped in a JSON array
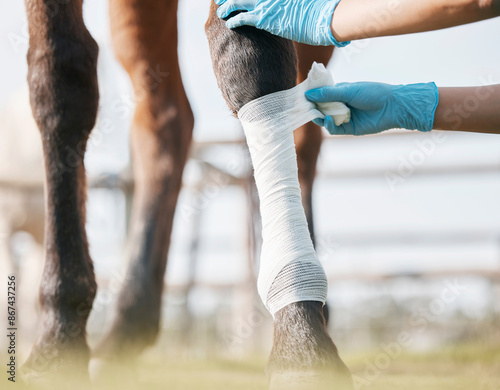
[{"x1": 239, "y1": 63, "x2": 350, "y2": 316}]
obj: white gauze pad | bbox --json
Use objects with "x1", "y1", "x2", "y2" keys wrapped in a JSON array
[{"x1": 238, "y1": 62, "x2": 350, "y2": 316}]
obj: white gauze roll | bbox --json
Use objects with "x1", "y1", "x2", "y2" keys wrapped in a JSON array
[{"x1": 238, "y1": 62, "x2": 350, "y2": 316}]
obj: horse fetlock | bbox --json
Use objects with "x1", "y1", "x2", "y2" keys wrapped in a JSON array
[
  {"x1": 22, "y1": 322, "x2": 91, "y2": 382},
  {"x1": 39, "y1": 267, "x2": 97, "y2": 320}
]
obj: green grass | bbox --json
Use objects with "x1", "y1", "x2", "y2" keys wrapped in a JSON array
[
  {"x1": 346, "y1": 341, "x2": 500, "y2": 390},
  {"x1": 113, "y1": 342, "x2": 500, "y2": 389},
  {"x1": 5, "y1": 342, "x2": 500, "y2": 389},
  {"x1": 136, "y1": 355, "x2": 269, "y2": 390}
]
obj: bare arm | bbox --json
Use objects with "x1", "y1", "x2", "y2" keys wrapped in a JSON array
[
  {"x1": 433, "y1": 85, "x2": 500, "y2": 134},
  {"x1": 331, "y1": 0, "x2": 500, "y2": 42}
]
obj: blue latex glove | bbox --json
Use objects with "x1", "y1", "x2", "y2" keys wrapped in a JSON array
[
  {"x1": 305, "y1": 82, "x2": 439, "y2": 135},
  {"x1": 214, "y1": 0, "x2": 350, "y2": 47}
]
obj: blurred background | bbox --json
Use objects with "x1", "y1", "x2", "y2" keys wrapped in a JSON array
[{"x1": 1, "y1": 0, "x2": 499, "y2": 375}]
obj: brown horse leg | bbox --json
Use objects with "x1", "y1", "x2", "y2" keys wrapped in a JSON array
[
  {"x1": 206, "y1": 4, "x2": 352, "y2": 389},
  {"x1": 21, "y1": 0, "x2": 99, "y2": 384},
  {"x1": 93, "y1": 0, "x2": 193, "y2": 362}
]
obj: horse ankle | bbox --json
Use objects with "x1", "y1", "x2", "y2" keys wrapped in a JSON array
[{"x1": 39, "y1": 261, "x2": 97, "y2": 321}]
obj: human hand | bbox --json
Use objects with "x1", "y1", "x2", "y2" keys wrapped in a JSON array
[
  {"x1": 214, "y1": 0, "x2": 349, "y2": 47},
  {"x1": 305, "y1": 82, "x2": 439, "y2": 135}
]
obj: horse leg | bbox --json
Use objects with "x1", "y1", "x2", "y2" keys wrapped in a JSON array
[
  {"x1": 206, "y1": 4, "x2": 352, "y2": 389},
  {"x1": 94, "y1": 0, "x2": 193, "y2": 361},
  {"x1": 21, "y1": 0, "x2": 99, "y2": 384}
]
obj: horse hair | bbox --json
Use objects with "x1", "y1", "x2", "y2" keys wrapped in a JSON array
[{"x1": 205, "y1": 4, "x2": 297, "y2": 115}]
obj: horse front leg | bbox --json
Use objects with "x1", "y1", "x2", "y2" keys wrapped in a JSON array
[
  {"x1": 206, "y1": 4, "x2": 352, "y2": 389},
  {"x1": 21, "y1": 0, "x2": 99, "y2": 385},
  {"x1": 93, "y1": 0, "x2": 193, "y2": 364}
]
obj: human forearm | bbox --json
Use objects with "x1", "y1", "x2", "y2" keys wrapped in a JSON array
[
  {"x1": 306, "y1": 82, "x2": 500, "y2": 136},
  {"x1": 331, "y1": 0, "x2": 500, "y2": 42},
  {"x1": 433, "y1": 85, "x2": 500, "y2": 134}
]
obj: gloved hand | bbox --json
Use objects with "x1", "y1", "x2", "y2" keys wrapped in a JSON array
[
  {"x1": 305, "y1": 82, "x2": 439, "y2": 135},
  {"x1": 214, "y1": 0, "x2": 350, "y2": 47}
]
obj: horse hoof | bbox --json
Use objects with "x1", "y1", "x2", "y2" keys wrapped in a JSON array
[{"x1": 268, "y1": 302, "x2": 353, "y2": 389}]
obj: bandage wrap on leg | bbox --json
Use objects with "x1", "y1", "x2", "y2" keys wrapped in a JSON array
[{"x1": 239, "y1": 63, "x2": 350, "y2": 316}]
